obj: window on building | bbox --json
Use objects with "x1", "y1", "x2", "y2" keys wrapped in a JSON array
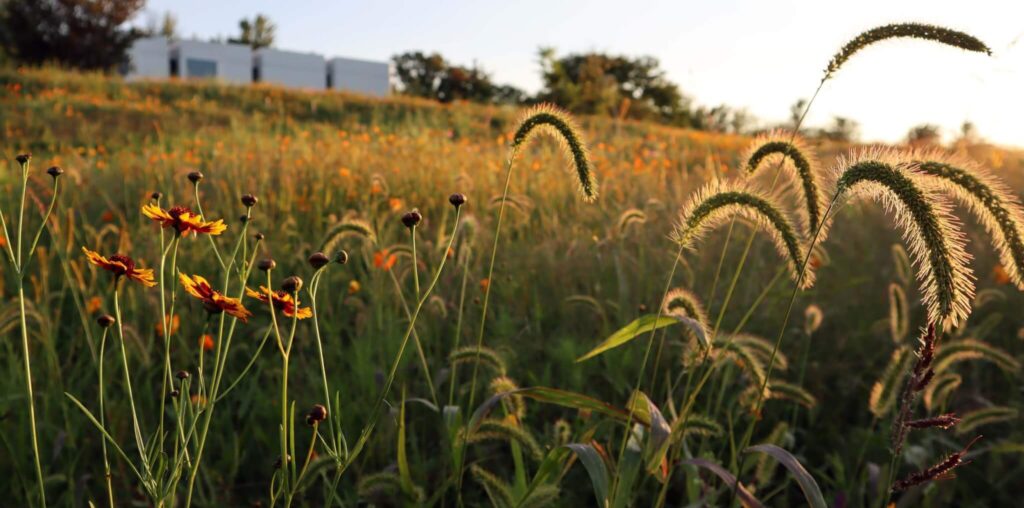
[{"x1": 186, "y1": 58, "x2": 218, "y2": 78}]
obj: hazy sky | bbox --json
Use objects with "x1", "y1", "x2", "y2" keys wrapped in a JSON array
[{"x1": 140, "y1": 1, "x2": 1024, "y2": 147}]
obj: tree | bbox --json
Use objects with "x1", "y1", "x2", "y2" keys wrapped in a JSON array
[
  {"x1": 391, "y1": 51, "x2": 526, "y2": 105},
  {"x1": 0, "y1": 0, "x2": 144, "y2": 71},
  {"x1": 229, "y1": 14, "x2": 275, "y2": 49},
  {"x1": 822, "y1": 116, "x2": 859, "y2": 142},
  {"x1": 906, "y1": 123, "x2": 942, "y2": 147},
  {"x1": 537, "y1": 48, "x2": 695, "y2": 126}
]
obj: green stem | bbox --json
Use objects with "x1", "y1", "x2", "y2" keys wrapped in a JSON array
[
  {"x1": 98, "y1": 328, "x2": 115, "y2": 508},
  {"x1": 387, "y1": 267, "x2": 439, "y2": 406},
  {"x1": 18, "y1": 283, "x2": 46, "y2": 507},
  {"x1": 114, "y1": 282, "x2": 150, "y2": 480}
]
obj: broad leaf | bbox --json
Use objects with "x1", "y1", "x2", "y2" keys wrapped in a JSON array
[{"x1": 577, "y1": 314, "x2": 680, "y2": 362}]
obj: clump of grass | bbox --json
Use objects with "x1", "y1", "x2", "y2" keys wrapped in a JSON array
[
  {"x1": 825, "y1": 23, "x2": 991, "y2": 79},
  {"x1": 911, "y1": 152, "x2": 1024, "y2": 289},
  {"x1": 673, "y1": 180, "x2": 815, "y2": 289},
  {"x1": 743, "y1": 130, "x2": 826, "y2": 237},
  {"x1": 511, "y1": 103, "x2": 598, "y2": 202},
  {"x1": 831, "y1": 151, "x2": 974, "y2": 327}
]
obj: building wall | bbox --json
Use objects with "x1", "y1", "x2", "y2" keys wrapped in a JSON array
[
  {"x1": 328, "y1": 57, "x2": 390, "y2": 97},
  {"x1": 173, "y1": 40, "x2": 252, "y2": 84},
  {"x1": 254, "y1": 49, "x2": 326, "y2": 89},
  {"x1": 126, "y1": 37, "x2": 170, "y2": 80}
]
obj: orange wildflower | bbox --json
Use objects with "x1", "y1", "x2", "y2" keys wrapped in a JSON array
[
  {"x1": 373, "y1": 249, "x2": 398, "y2": 271},
  {"x1": 200, "y1": 334, "x2": 215, "y2": 351},
  {"x1": 480, "y1": 278, "x2": 490, "y2": 291},
  {"x1": 142, "y1": 203, "x2": 226, "y2": 237},
  {"x1": 348, "y1": 279, "x2": 361, "y2": 294},
  {"x1": 156, "y1": 314, "x2": 180, "y2": 337},
  {"x1": 245, "y1": 286, "x2": 313, "y2": 319},
  {"x1": 179, "y1": 273, "x2": 252, "y2": 322},
  {"x1": 82, "y1": 247, "x2": 157, "y2": 287},
  {"x1": 86, "y1": 296, "x2": 102, "y2": 313},
  {"x1": 993, "y1": 264, "x2": 1011, "y2": 285}
]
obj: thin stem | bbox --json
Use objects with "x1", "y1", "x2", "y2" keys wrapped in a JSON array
[
  {"x1": 387, "y1": 267, "x2": 439, "y2": 406},
  {"x1": 193, "y1": 183, "x2": 226, "y2": 269},
  {"x1": 114, "y1": 282, "x2": 150, "y2": 480},
  {"x1": 447, "y1": 249, "x2": 472, "y2": 407},
  {"x1": 17, "y1": 283, "x2": 46, "y2": 507},
  {"x1": 411, "y1": 225, "x2": 421, "y2": 298},
  {"x1": 21, "y1": 178, "x2": 60, "y2": 277},
  {"x1": 98, "y1": 328, "x2": 115, "y2": 508},
  {"x1": 309, "y1": 270, "x2": 340, "y2": 454},
  {"x1": 15, "y1": 158, "x2": 29, "y2": 267}
]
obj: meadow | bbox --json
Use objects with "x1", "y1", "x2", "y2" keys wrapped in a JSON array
[{"x1": 1, "y1": 23, "x2": 1023, "y2": 507}]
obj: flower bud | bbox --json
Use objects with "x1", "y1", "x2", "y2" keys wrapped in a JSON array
[
  {"x1": 308, "y1": 404, "x2": 328, "y2": 422},
  {"x1": 401, "y1": 210, "x2": 422, "y2": 228},
  {"x1": 334, "y1": 250, "x2": 349, "y2": 265},
  {"x1": 308, "y1": 252, "x2": 330, "y2": 270},
  {"x1": 254, "y1": 232, "x2": 265, "y2": 241},
  {"x1": 175, "y1": 370, "x2": 190, "y2": 381},
  {"x1": 257, "y1": 258, "x2": 276, "y2": 271},
  {"x1": 151, "y1": 191, "x2": 163, "y2": 201},
  {"x1": 241, "y1": 193, "x2": 258, "y2": 207},
  {"x1": 449, "y1": 193, "x2": 467, "y2": 208},
  {"x1": 282, "y1": 276, "x2": 303, "y2": 293},
  {"x1": 15, "y1": 153, "x2": 31, "y2": 165},
  {"x1": 46, "y1": 166, "x2": 63, "y2": 179},
  {"x1": 97, "y1": 314, "x2": 116, "y2": 328},
  {"x1": 187, "y1": 171, "x2": 203, "y2": 184}
]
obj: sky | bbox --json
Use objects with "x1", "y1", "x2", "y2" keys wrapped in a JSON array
[{"x1": 139, "y1": 0, "x2": 1024, "y2": 147}]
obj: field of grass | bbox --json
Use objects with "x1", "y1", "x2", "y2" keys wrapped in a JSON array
[{"x1": 1, "y1": 47, "x2": 1023, "y2": 508}]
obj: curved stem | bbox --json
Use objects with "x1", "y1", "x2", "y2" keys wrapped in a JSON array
[
  {"x1": 18, "y1": 283, "x2": 46, "y2": 507},
  {"x1": 114, "y1": 282, "x2": 150, "y2": 480},
  {"x1": 21, "y1": 178, "x2": 60, "y2": 277},
  {"x1": 98, "y1": 328, "x2": 116, "y2": 508}
]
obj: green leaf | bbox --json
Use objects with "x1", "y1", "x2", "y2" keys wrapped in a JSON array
[
  {"x1": 471, "y1": 387, "x2": 638, "y2": 430},
  {"x1": 744, "y1": 444, "x2": 826, "y2": 508},
  {"x1": 576, "y1": 314, "x2": 680, "y2": 362},
  {"x1": 563, "y1": 443, "x2": 610, "y2": 507},
  {"x1": 679, "y1": 458, "x2": 764, "y2": 508}
]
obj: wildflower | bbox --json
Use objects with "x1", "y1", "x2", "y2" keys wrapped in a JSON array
[
  {"x1": 480, "y1": 278, "x2": 490, "y2": 291},
  {"x1": 241, "y1": 193, "x2": 258, "y2": 207},
  {"x1": 86, "y1": 296, "x2": 102, "y2": 313},
  {"x1": 281, "y1": 276, "x2": 303, "y2": 293},
  {"x1": 82, "y1": 247, "x2": 157, "y2": 287},
  {"x1": 200, "y1": 334, "x2": 215, "y2": 351},
  {"x1": 257, "y1": 258, "x2": 276, "y2": 271},
  {"x1": 348, "y1": 280, "x2": 361, "y2": 294},
  {"x1": 373, "y1": 249, "x2": 397, "y2": 271},
  {"x1": 179, "y1": 273, "x2": 252, "y2": 322},
  {"x1": 46, "y1": 166, "x2": 63, "y2": 179},
  {"x1": 156, "y1": 315, "x2": 180, "y2": 337},
  {"x1": 449, "y1": 193, "x2": 467, "y2": 209},
  {"x1": 245, "y1": 286, "x2": 313, "y2": 319},
  {"x1": 401, "y1": 210, "x2": 422, "y2": 228},
  {"x1": 308, "y1": 252, "x2": 330, "y2": 270},
  {"x1": 993, "y1": 265, "x2": 1011, "y2": 285},
  {"x1": 142, "y1": 204, "x2": 227, "y2": 237},
  {"x1": 96, "y1": 314, "x2": 116, "y2": 328}
]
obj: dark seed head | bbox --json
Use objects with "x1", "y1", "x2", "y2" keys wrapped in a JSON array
[
  {"x1": 282, "y1": 276, "x2": 303, "y2": 293},
  {"x1": 187, "y1": 171, "x2": 204, "y2": 184},
  {"x1": 401, "y1": 210, "x2": 422, "y2": 228},
  {"x1": 175, "y1": 370, "x2": 190, "y2": 381},
  {"x1": 151, "y1": 191, "x2": 163, "y2": 201},
  {"x1": 46, "y1": 166, "x2": 63, "y2": 178},
  {"x1": 308, "y1": 252, "x2": 330, "y2": 270},
  {"x1": 254, "y1": 232, "x2": 265, "y2": 241},
  {"x1": 309, "y1": 404, "x2": 328, "y2": 422},
  {"x1": 257, "y1": 258, "x2": 276, "y2": 271},
  {"x1": 241, "y1": 193, "x2": 258, "y2": 207},
  {"x1": 334, "y1": 250, "x2": 349, "y2": 265},
  {"x1": 449, "y1": 193, "x2": 467, "y2": 208},
  {"x1": 97, "y1": 314, "x2": 116, "y2": 328},
  {"x1": 15, "y1": 153, "x2": 31, "y2": 165}
]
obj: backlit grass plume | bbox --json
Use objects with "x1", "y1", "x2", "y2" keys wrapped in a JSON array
[
  {"x1": 511, "y1": 103, "x2": 597, "y2": 202},
  {"x1": 911, "y1": 152, "x2": 1024, "y2": 289},
  {"x1": 743, "y1": 130, "x2": 826, "y2": 237},
  {"x1": 673, "y1": 180, "x2": 814, "y2": 288},
  {"x1": 825, "y1": 23, "x2": 991, "y2": 79},
  {"x1": 661, "y1": 287, "x2": 710, "y2": 340},
  {"x1": 832, "y1": 151, "x2": 974, "y2": 327}
]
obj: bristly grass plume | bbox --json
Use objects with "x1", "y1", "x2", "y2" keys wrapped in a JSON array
[
  {"x1": 743, "y1": 130, "x2": 827, "y2": 238},
  {"x1": 825, "y1": 23, "x2": 992, "y2": 79},
  {"x1": 511, "y1": 103, "x2": 598, "y2": 202}
]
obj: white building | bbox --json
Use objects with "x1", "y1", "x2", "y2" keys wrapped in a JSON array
[
  {"x1": 328, "y1": 57, "x2": 390, "y2": 97},
  {"x1": 254, "y1": 48, "x2": 326, "y2": 89},
  {"x1": 171, "y1": 40, "x2": 252, "y2": 83},
  {"x1": 125, "y1": 36, "x2": 170, "y2": 80}
]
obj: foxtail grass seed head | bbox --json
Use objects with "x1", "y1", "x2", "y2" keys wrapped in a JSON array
[
  {"x1": 674, "y1": 180, "x2": 815, "y2": 289},
  {"x1": 16, "y1": 153, "x2": 31, "y2": 165},
  {"x1": 97, "y1": 314, "x2": 116, "y2": 328},
  {"x1": 743, "y1": 131, "x2": 825, "y2": 237},
  {"x1": 187, "y1": 170, "x2": 204, "y2": 184},
  {"x1": 334, "y1": 250, "x2": 349, "y2": 265},
  {"x1": 241, "y1": 193, "x2": 258, "y2": 207},
  {"x1": 449, "y1": 192, "x2": 467, "y2": 209},
  {"x1": 511, "y1": 103, "x2": 598, "y2": 202},
  {"x1": 832, "y1": 151, "x2": 974, "y2": 327},
  {"x1": 911, "y1": 152, "x2": 1024, "y2": 290},
  {"x1": 257, "y1": 258, "x2": 275, "y2": 271},
  {"x1": 826, "y1": 23, "x2": 991, "y2": 79},
  {"x1": 892, "y1": 436, "x2": 981, "y2": 492},
  {"x1": 175, "y1": 370, "x2": 190, "y2": 381},
  {"x1": 308, "y1": 252, "x2": 330, "y2": 269},
  {"x1": 151, "y1": 191, "x2": 162, "y2": 201},
  {"x1": 906, "y1": 413, "x2": 960, "y2": 430},
  {"x1": 282, "y1": 276, "x2": 303, "y2": 293},
  {"x1": 46, "y1": 166, "x2": 63, "y2": 179},
  {"x1": 401, "y1": 210, "x2": 422, "y2": 228}
]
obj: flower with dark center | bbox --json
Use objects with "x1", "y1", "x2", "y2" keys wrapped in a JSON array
[
  {"x1": 187, "y1": 171, "x2": 204, "y2": 184},
  {"x1": 449, "y1": 193, "x2": 467, "y2": 209},
  {"x1": 241, "y1": 194, "x2": 258, "y2": 207},
  {"x1": 46, "y1": 166, "x2": 63, "y2": 179},
  {"x1": 308, "y1": 252, "x2": 330, "y2": 269},
  {"x1": 15, "y1": 153, "x2": 31, "y2": 165},
  {"x1": 281, "y1": 276, "x2": 303, "y2": 293},
  {"x1": 180, "y1": 273, "x2": 252, "y2": 322},
  {"x1": 142, "y1": 204, "x2": 227, "y2": 237},
  {"x1": 82, "y1": 247, "x2": 157, "y2": 287},
  {"x1": 257, "y1": 258, "x2": 276, "y2": 271},
  {"x1": 246, "y1": 286, "x2": 312, "y2": 319},
  {"x1": 334, "y1": 250, "x2": 349, "y2": 265},
  {"x1": 97, "y1": 314, "x2": 116, "y2": 328},
  {"x1": 401, "y1": 210, "x2": 422, "y2": 228}
]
